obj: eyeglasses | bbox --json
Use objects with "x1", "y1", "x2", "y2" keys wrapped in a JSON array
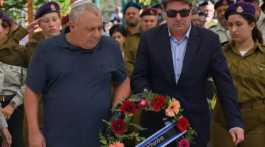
[{"x1": 166, "y1": 9, "x2": 191, "y2": 18}]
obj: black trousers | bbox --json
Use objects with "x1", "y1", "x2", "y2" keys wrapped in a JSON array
[{"x1": 1, "y1": 97, "x2": 24, "y2": 147}]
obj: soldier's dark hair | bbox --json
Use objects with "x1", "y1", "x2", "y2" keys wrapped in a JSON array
[
  {"x1": 0, "y1": 19, "x2": 11, "y2": 29},
  {"x1": 0, "y1": 11, "x2": 12, "y2": 29},
  {"x1": 109, "y1": 25, "x2": 127, "y2": 37},
  {"x1": 241, "y1": 14, "x2": 263, "y2": 44}
]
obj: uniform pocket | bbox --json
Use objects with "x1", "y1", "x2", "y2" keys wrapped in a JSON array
[{"x1": 251, "y1": 63, "x2": 265, "y2": 80}]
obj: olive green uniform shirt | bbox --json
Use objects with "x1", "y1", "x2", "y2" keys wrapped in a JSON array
[
  {"x1": 0, "y1": 26, "x2": 29, "y2": 67},
  {"x1": 224, "y1": 43, "x2": 265, "y2": 103},
  {"x1": 123, "y1": 33, "x2": 141, "y2": 76},
  {"x1": 24, "y1": 31, "x2": 45, "y2": 62}
]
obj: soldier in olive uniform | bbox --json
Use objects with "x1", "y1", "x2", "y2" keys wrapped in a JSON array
[
  {"x1": 210, "y1": 0, "x2": 233, "y2": 44},
  {"x1": 211, "y1": 2, "x2": 265, "y2": 147},
  {"x1": 0, "y1": 11, "x2": 29, "y2": 67},
  {"x1": 123, "y1": 2, "x2": 142, "y2": 76}
]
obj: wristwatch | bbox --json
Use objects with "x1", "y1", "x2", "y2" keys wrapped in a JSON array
[{"x1": 9, "y1": 101, "x2": 17, "y2": 109}]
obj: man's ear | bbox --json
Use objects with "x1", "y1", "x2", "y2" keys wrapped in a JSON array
[{"x1": 68, "y1": 20, "x2": 75, "y2": 31}]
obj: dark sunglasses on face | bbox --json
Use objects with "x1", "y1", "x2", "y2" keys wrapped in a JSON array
[{"x1": 166, "y1": 9, "x2": 191, "y2": 17}]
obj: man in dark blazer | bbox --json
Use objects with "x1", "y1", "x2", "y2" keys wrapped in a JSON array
[{"x1": 131, "y1": 0, "x2": 244, "y2": 146}]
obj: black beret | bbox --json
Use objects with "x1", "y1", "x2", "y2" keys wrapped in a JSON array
[
  {"x1": 123, "y1": 2, "x2": 141, "y2": 14},
  {"x1": 236, "y1": 0, "x2": 260, "y2": 4},
  {"x1": 214, "y1": 0, "x2": 234, "y2": 9},
  {"x1": 225, "y1": 2, "x2": 256, "y2": 19},
  {"x1": 0, "y1": 11, "x2": 12, "y2": 27},
  {"x1": 35, "y1": 1, "x2": 60, "y2": 19}
]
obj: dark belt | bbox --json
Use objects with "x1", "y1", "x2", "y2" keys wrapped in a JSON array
[
  {"x1": 0, "y1": 94, "x2": 15, "y2": 107},
  {"x1": 239, "y1": 99, "x2": 265, "y2": 109}
]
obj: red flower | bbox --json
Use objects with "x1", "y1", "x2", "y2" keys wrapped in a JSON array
[
  {"x1": 111, "y1": 119, "x2": 128, "y2": 135},
  {"x1": 178, "y1": 139, "x2": 190, "y2": 147},
  {"x1": 176, "y1": 116, "x2": 190, "y2": 132},
  {"x1": 151, "y1": 96, "x2": 166, "y2": 112},
  {"x1": 120, "y1": 99, "x2": 138, "y2": 114},
  {"x1": 138, "y1": 99, "x2": 149, "y2": 108}
]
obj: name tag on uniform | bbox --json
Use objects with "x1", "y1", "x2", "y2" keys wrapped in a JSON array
[{"x1": 136, "y1": 121, "x2": 186, "y2": 147}]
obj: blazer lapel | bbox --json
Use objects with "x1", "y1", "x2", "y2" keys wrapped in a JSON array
[
  {"x1": 179, "y1": 26, "x2": 201, "y2": 82},
  {"x1": 157, "y1": 24, "x2": 176, "y2": 86}
]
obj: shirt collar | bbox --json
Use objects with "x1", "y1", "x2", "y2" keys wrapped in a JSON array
[
  {"x1": 168, "y1": 24, "x2": 192, "y2": 40},
  {"x1": 230, "y1": 42, "x2": 265, "y2": 56}
]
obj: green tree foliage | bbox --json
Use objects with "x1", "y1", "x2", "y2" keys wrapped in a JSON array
[
  {"x1": 0, "y1": 0, "x2": 52, "y2": 22},
  {"x1": 137, "y1": 0, "x2": 160, "y2": 7}
]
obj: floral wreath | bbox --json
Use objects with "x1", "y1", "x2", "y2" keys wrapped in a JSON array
[{"x1": 100, "y1": 91, "x2": 196, "y2": 147}]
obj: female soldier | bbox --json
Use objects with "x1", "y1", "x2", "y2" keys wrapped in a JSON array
[
  {"x1": 0, "y1": 11, "x2": 27, "y2": 147},
  {"x1": 211, "y1": 2, "x2": 265, "y2": 147}
]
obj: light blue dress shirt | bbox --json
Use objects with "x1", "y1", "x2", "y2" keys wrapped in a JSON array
[{"x1": 169, "y1": 26, "x2": 191, "y2": 84}]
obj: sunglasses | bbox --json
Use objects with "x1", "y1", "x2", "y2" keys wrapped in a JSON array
[{"x1": 166, "y1": 9, "x2": 191, "y2": 17}]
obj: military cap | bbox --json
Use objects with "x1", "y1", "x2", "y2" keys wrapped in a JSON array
[
  {"x1": 35, "y1": 1, "x2": 60, "y2": 19},
  {"x1": 140, "y1": 8, "x2": 158, "y2": 17},
  {"x1": 161, "y1": 0, "x2": 193, "y2": 7},
  {"x1": 214, "y1": 0, "x2": 234, "y2": 9},
  {"x1": 123, "y1": 2, "x2": 141, "y2": 14},
  {"x1": 0, "y1": 11, "x2": 12, "y2": 27},
  {"x1": 225, "y1": 2, "x2": 256, "y2": 19}
]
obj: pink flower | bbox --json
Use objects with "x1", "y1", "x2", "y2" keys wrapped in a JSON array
[
  {"x1": 138, "y1": 99, "x2": 148, "y2": 108},
  {"x1": 109, "y1": 142, "x2": 125, "y2": 147},
  {"x1": 165, "y1": 99, "x2": 180, "y2": 117},
  {"x1": 178, "y1": 139, "x2": 190, "y2": 147}
]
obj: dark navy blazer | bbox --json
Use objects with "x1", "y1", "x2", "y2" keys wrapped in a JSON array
[{"x1": 132, "y1": 24, "x2": 243, "y2": 146}]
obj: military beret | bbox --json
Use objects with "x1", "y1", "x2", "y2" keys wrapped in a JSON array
[
  {"x1": 140, "y1": 8, "x2": 158, "y2": 17},
  {"x1": 161, "y1": 0, "x2": 193, "y2": 7},
  {"x1": 214, "y1": 0, "x2": 234, "y2": 9},
  {"x1": 225, "y1": 2, "x2": 256, "y2": 19},
  {"x1": 0, "y1": 11, "x2": 12, "y2": 27},
  {"x1": 35, "y1": 1, "x2": 60, "y2": 19},
  {"x1": 123, "y1": 2, "x2": 141, "y2": 14},
  {"x1": 236, "y1": 0, "x2": 260, "y2": 4}
]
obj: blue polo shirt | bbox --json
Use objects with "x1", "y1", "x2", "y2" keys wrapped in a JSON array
[{"x1": 26, "y1": 33, "x2": 127, "y2": 147}]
